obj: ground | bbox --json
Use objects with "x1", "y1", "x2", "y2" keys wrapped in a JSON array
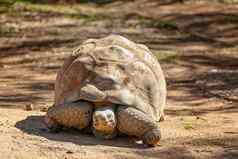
[{"x1": 0, "y1": 0, "x2": 238, "y2": 158}]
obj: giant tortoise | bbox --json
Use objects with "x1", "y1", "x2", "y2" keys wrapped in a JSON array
[{"x1": 44, "y1": 35, "x2": 166, "y2": 146}]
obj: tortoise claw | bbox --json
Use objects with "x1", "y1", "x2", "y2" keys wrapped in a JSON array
[{"x1": 142, "y1": 128, "x2": 161, "y2": 146}]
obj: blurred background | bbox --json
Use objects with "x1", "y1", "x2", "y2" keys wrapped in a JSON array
[
  {"x1": 1, "y1": 0, "x2": 238, "y2": 109},
  {"x1": 0, "y1": 0, "x2": 238, "y2": 158}
]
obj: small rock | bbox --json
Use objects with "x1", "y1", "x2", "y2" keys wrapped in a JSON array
[
  {"x1": 25, "y1": 104, "x2": 34, "y2": 111},
  {"x1": 210, "y1": 69, "x2": 218, "y2": 73}
]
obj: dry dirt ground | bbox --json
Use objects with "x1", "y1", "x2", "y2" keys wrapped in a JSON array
[{"x1": 0, "y1": 0, "x2": 238, "y2": 158}]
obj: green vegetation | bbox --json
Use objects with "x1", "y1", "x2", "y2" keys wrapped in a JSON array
[
  {"x1": 12, "y1": 2, "x2": 79, "y2": 14},
  {"x1": 154, "y1": 50, "x2": 179, "y2": 62},
  {"x1": 220, "y1": 0, "x2": 238, "y2": 3},
  {"x1": 141, "y1": 19, "x2": 178, "y2": 30},
  {"x1": 1, "y1": 1, "x2": 111, "y2": 23},
  {"x1": 0, "y1": 0, "x2": 15, "y2": 12},
  {"x1": 183, "y1": 122, "x2": 194, "y2": 130},
  {"x1": 0, "y1": 0, "x2": 114, "y2": 4},
  {"x1": 224, "y1": 14, "x2": 238, "y2": 23},
  {"x1": 137, "y1": 16, "x2": 178, "y2": 30},
  {"x1": 0, "y1": 25, "x2": 18, "y2": 37},
  {"x1": 1, "y1": 0, "x2": 178, "y2": 29}
]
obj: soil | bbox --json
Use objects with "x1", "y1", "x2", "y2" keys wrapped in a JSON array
[{"x1": 0, "y1": 0, "x2": 238, "y2": 158}]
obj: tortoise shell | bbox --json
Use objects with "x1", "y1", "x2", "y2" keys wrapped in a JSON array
[{"x1": 54, "y1": 35, "x2": 166, "y2": 121}]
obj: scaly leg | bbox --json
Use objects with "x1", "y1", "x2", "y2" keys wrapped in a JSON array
[
  {"x1": 44, "y1": 101, "x2": 93, "y2": 132},
  {"x1": 117, "y1": 106, "x2": 161, "y2": 146}
]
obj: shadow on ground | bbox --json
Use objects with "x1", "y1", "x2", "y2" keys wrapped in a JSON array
[
  {"x1": 172, "y1": 55, "x2": 238, "y2": 101},
  {"x1": 15, "y1": 115, "x2": 197, "y2": 158},
  {"x1": 165, "y1": 54, "x2": 238, "y2": 116},
  {"x1": 186, "y1": 136, "x2": 238, "y2": 159},
  {"x1": 15, "y1": 115, "x2": 145, "y2": 148}
]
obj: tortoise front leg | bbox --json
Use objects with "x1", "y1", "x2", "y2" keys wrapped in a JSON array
[
  {"x1": 44, "y1": 101, "x2": 93, "y2": 132},
  {"x1": 117, "y1": 106, "x2": 161, "y2": 146}
]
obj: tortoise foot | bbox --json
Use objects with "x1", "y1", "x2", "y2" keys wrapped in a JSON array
[
  {"x1": 44, "y1": 116, "x2": 61, "y2": 133},
  {"x1": 143, "y1": 128, "x2": 161, "y2": 146}
]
